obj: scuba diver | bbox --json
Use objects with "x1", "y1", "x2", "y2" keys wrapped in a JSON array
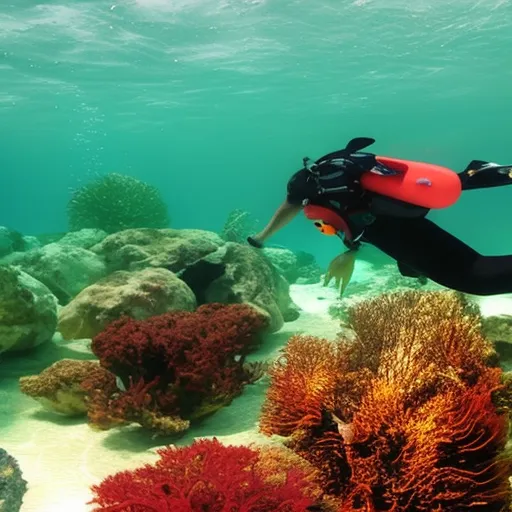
[{"x1": 247, "y1": 137, "x2": 512, "y2": 296}]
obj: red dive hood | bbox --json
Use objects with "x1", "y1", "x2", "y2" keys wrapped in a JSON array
[{"x1": 303, "y1": 205, "x2": 353, "y2": 240}]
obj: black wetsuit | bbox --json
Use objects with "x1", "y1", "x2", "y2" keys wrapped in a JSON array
[{"x1": 286, "y1": 158, "x2": 512, "y2": 296}]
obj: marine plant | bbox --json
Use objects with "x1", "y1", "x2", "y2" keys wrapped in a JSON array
[
  {"x1": 0, "y1": 448, "x2": 28, "y2": 512},
  {"x1": 85, "y1": 303, "x2": 269, "y2": 435},
  {"x1": 259, "y1": 290, "x2": 512, "y2": 511},
  {"x1": 88, "y1": 438, "x2": 323, "y2": 511},
  {"x1": 220, "y1": 209, "x2": 260, "y2": 243},
  {"x1": 67, "y1": 173, "x2": 170, "y2": 233}
]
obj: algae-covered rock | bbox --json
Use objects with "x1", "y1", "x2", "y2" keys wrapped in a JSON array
[
  {"x1": 179, "y1": 242, "x2": 299, "y2": 333},
  {"x1": 58, "y1": 267, "x2": 197, "y2": 340},
  {"x1": 0, "y1": 227, "x2": 26, "y2": 258},
  {"x1": 0, "y1": 266, "x2": 58, "y2": 354},
  {"x1": 263, "y1": 247, "x2": 299, "y2": 283},
  {"x1": 21, "y1": 235, "x2": 41, "y2": 251},
  {"x1": 57, "y1": 228, "x2": 108, "y2": 249},
  {"x1": 19, "y1": 359, "x2": 107, "y2": 416},
  {"x1": 91, "y1": 228, "x2": 225, "y2": 273},
  {"x1": 2, "y1": 243, "x2": 107, "y2": 304},
  {"x1": 0, "y1": 227, "x2": 13, "y2": 257},
  {"x1": 0, "y1": 448, "x2": 27, "y2": 512},
  {"x1": 295, "y1": 250, "x2": 323, "y2": 284},
  {"x1": 481, "y1": 315, "x2": 512, "y2": 343},
  {"x1": 263, "y1": 247, "x2": 322, "y2": 285}
]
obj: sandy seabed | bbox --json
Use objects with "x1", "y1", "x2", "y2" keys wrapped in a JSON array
[{"x1": 2, "y1": 280, "x2": 512, "y2": 512}]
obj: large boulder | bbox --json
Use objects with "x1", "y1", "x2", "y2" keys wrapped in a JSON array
[
  {"x1": 0, "y1": 265, "x2": 58, "y2": 354},
  {"x1": 263, "y1": 247, "x2": 299, "y2": 283},
  {"x1": 0, "y1": 227, "x2": 26, "y2": 258},
  {"x1": 91, "y1": 228, "x2": 225, "y2": 273},
  {"x1": 178, "y1": 242, "x2": 299, "y2": 333},
  {"x1": 263, "y1": 247, "x2": 322, "y2": 285},
  {"x1": 57, "y1": 228, "x2": 108, "y2": 249},
  {"x1": 58, "y1": 267, "x2": 197, "y2": 340},
  {"x1": 2, "y1": 243, "x2": 107, "y2": 305}
]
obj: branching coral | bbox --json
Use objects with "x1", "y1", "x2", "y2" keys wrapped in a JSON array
[
  {"x1": 259, "y1": 335, "x2": 342, "y2": 438},
  {"x1": 259, "y1": 290, "x2": 512, "y2": 511},
  {"x1": 67, "y1": 173, "x2": 170, "y2": 233},
  {"x1": 339, "y1": 368, "x2": 510, "y2": 511},
  {"x1": 88, "y1": 438, "x2": 322, "y2": 512},
  {"x1": 346, "y1": 289, "x2": 496, "y2": 383},
  {"x1": 87, "y1": 303, "x2": 268, "y2": 434}
]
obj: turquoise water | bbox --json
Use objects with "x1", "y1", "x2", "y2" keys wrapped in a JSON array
[
  {"x1": 1, "y1": 2, "x2": 512, "y2": 510},
  {"x1": 1, "y1": 0, "x2": 512, "y2": 264}
]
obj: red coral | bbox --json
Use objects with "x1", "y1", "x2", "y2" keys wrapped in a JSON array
[
  {"x1": 88, "y1": 438, "x2": 320, "y2": 512},
  {"x1": 88, "y1": 303, "x2": 268, "y2": 432}
]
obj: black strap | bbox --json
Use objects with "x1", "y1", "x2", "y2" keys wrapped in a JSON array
[{"x1": 247, "y1": 236, "x2": 264, "y2": 249}]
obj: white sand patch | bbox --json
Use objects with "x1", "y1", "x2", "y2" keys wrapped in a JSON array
[{"x1": 472, "y1": 294, "x2": 512, "y2": 317}]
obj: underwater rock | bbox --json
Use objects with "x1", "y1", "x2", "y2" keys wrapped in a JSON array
[
  {"x1": 2, "y1": 243, "x2": 107, "y2": 305},
  {"x1": 91, "y1": 227, "x2": 225, "y2": 273},
  {"x1": 0, "y1": 448, "x2": 27, "y2": 512},
  {"x1": 19, "y1": 359, "x2": 106, "y2": 416},
  {"x1": 58, "y1": 267, "x2": 197, "y2": 340},
  {"x1": 262, "y1": 248, "x2": 322, "y2": 285},
  {"x1": 34, "y1": 232, "x2": 67, "y2": 246},
  {"x1": 263, "y1": 247, "x2": 299, "y2": 283},
  {"x1": 57, "y1": 228, "x2": 108, "y2": 249},
  {"x1": 480, "y1": 315, "x2": 512, "y2": 370},
  {"x1": 295, "y1": 250, "x2": 323, "y2": 284},
  {"x1": 0, "y1": 227, "x2": 25, "y2": 258},
  {"x1": 179, "y1": 242, "x2": 299, "y2": 333},
  {"x1": 0, "y1": 227, "x2": 13, "y2": 256},
  {"x1": 0, "y1": 266, "x2": 58, "y2": 354},
  {"x1": 481, "y1": 315, "x2": 512, "y2": 344},
  {"x1": 21, "y1": 235, "x2": 41, "y2": 251}
]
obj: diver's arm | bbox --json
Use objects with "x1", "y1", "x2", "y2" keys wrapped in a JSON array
[{"x1": 247, "y1": 199, "x2": 302, "y2": 248}]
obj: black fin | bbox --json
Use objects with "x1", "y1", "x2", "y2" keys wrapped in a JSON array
[
  {"x1": 345, "y1": 137, "x2": 375, "y2": 153},
  {"x1": 460, "y1": 160, "x2": 491, "y2": 174},
  {"x1": 315, "y1": 137, "x2": 376, "y2": 164},
  {"x1": 459, "y1": 159, "x2": 512, "y2": 191}
]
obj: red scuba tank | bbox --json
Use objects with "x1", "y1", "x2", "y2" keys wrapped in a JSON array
[{"x1": 361, "y1": 156, "x2": 462, "y2": 209}]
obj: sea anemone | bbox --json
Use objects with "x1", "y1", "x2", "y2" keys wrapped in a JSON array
[{"x1": 67, "y1": 173, "x2": 170, "y2": 233}]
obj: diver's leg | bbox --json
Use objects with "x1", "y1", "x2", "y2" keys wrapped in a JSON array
[{"x1": 364, "y1": 216, "x2": 512, "y2": 295}]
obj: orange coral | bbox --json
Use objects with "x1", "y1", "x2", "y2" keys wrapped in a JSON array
[
  {"x1": 259, "y1": 290, "x2": 512, "y2": 511},
  {"x1": 347, "y1": 290, "x2": 496, "y2": 385},
  {"x1": 259, "y1": 335, "x2": 342, "y2": 438},
  {"x1": 339, "y1": 368, "x2": 510, "y2": 511}
]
